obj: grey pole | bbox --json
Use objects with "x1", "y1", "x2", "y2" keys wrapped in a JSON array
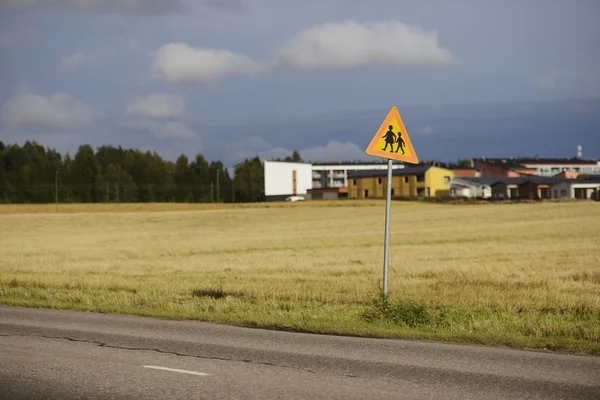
[
  {"x1": 55, "y1": 170, "x2": 59, "y2": 213},
  {"x1": 383, "y1": 158, "x2": 393, "y2": 295}
]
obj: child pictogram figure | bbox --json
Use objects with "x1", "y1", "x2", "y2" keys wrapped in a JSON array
[
  {"x1": 395, "y1": 131, "x2": 406, "y2": 154},
  {"x1": 382, "y1": 125, "x2": 396, "y2": 152}
]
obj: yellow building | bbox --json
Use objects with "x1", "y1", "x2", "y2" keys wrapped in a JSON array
[{"x1": 347, "y1": 166, "x2": 455, "y2": 199}]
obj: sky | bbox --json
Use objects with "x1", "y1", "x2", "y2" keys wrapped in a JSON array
[{"x1": 1, "y1": 0, "x2": 599, "y2": 169}]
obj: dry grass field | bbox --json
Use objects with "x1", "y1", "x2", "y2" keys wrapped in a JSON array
[{"x1": 1, "y1": 200, "x2": 599, "y2": 354}]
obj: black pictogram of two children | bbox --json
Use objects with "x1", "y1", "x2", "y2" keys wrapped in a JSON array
[{"x1": 382, "y1": 125, "x2": 405, "y2": 154}]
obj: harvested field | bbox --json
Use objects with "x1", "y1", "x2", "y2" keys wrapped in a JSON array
[{"x1": 1, "y1": 200, "x2": 599, "y2": 354}]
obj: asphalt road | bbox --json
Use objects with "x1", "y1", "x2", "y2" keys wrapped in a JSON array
[{"x1": 1, "y1": 306, "x2": 599, "y2": 400}]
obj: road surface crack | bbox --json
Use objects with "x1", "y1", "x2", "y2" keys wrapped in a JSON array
[{"x1": 0, "y1": 333, "x2": 317, "y2": 375}]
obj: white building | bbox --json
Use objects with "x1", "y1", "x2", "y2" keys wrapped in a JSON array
[
  {"x1": 311, "y1": 162, "x2": 406, "y2": 189},
  {"x1": 449, "y1": 177, "x2": 493, "y2": 198},
  {"x1": 263, "y1": 160, "x2": 313, "y2": 201},
  {"x1": 551, "y1": 180, "x2": 600, "y2": 200},
  {"x1": 520, "y1": 160, "x2": 600, "y2": 176}
]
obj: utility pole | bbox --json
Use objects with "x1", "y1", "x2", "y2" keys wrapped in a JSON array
[
  {"x1": 216, "y1": 168, "x2": 220, "y2": 202},
  {"x1": 55, "y1": 170, "x2": 59, "y2": 213},
  {"x1": 116, "y1": 183, "x2": 120, "y2": 202},
  {"x1": 210, "y1": 182, "x2": 214, "y2": 203},
  {"x1": 232, "y1": 178, "x2": 235, "y2": 206}
]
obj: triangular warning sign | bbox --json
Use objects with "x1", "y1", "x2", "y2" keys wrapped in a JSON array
[{"x1": 365, "y1": 106, "x2": 419, "y2": 164}]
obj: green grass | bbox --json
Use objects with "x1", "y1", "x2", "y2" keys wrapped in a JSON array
[{"x1": 1, "y1": 200, "x2": 599, "y2": 354}]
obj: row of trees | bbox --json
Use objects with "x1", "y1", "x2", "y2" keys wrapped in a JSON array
[{"x1": 0, "y1": 141, "x2": 272, "y2": 204}]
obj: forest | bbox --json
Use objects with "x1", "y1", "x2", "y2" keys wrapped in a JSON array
[{"x1": 0, "y1": 140, "x2": 302, "y2": 204}]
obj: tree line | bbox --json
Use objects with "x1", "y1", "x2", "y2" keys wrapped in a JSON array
[{"x1": 0, "y1": 140, "x2": 272, "y2": 204}]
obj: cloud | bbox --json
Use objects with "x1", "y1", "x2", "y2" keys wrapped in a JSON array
[
  {"x1": 534, "y1": 71, "x2": 583, "y2": 90},
  {"x1": 290, "y1": 141, "x2": 368, "y2": 162},
  {"x1": 152, "y1": 43, "x2": 261, "y2": 84},
  {"x1": 0, "y1": 0, "x2": 184, "y2": 15},
  {"x1": 417, "y1": 125, "x2": 435, "y2": 135},
  {"x1": 57, "y1": 48, "x2": 115, "y2": 72},
  {"x1": 59, "y1": 51, "x2": 86, "y2": 71},
  {"x1": 127, "y1": 93, "x2": 185, "y2": 118},
  {"x1": 150, "y1": 20, "x2": 455, "y2": 85},
  {"x1": 118, "y1": 118, "x2": 197, "y2": 140},
  {"x1": 276, "y1": 20, "x2": 458, "y2": 71},
  {"x1": 223, "y1": 137, "x2": 368, "y2": 164},
  {"x1": 1, "y1": 84, "x2": 92, "y2": 129}
]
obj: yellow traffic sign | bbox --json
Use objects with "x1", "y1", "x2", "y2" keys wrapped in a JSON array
[{"x1": 365, "y1": 106, "x2": 419, "y2": 164}]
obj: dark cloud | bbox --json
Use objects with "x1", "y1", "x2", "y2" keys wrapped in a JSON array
[
  {"x1": 198, "y1": 98, "x2": 600, "y2": 166},
  {"x1": 0, "y1": 0, "x2": 184, "y2": 15}
]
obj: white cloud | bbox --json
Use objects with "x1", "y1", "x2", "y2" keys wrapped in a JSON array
[
  {"x1": 160, "y1": 121, "x2": 196, "y2": 139},
  {"x1": 277, "y1": 20, "x2": 457, "y2": 70},
  {"x1": 149, "y1": 20, "x2": 455, "y2": 84},
  {"x1": 118, "y1": 118, "x2": 197, "y2": 140},
  {"x1": 534, "y1": 71, "x2": 583, "y2": 90},
  {"x1": 59, "y1": 51, "x2": 86, "y2": 71},
  {"x1": 1, "y1": 84, "x2": 92, "y2": 129},
  {"x1": 234, "y1": 140, "x2": 368, "y2": 163},
  {"x1": 152, "y1": 42, "x2": 262, "y2": 84},
  {"x1": 0, "y1": 0, "x2": 183, "y2": 15},
  {"x1": 291, "y1": 141, "x2": 368, "y2": 162},
  {"x1": 127, "y1": 93, "x2": 185, "y2": 118},
  {"x1": 417, "y1": 125, "x2": 435, "y2": 135}
]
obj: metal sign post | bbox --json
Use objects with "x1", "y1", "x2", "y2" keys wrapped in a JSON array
[{"x1": 382, "y1": 158, "x2": 393, "y2": 295}]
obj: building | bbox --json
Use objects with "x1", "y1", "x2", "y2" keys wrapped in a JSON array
[
  {"x1": 517, "y1": 176, "x2": 557, "y2": 200},
  {"x1": 306, "y1": 187, "x2": 348, "y2": 200},
  {"x1": 449, "y1": 167, "x2": 481, "y2": 178},
  {"x1": 473, "y1": 158, "x2": 537, "y2": 177},
  {"x1": 263, "y1": 160, "x2": 312, "y2": 201},
  {"x1": 473, "y1": 158, "x2": 600, "y2": 177},
  {"x1": 490, "y1": 178, "x2": 524, "y2": 200},
  {"x1": 551, "y1": 179, "x2": 600, "y2": 200},
  {"x1": 311, "y1": 162, "x2": 405, "y2": 189},
  {"x1": 449, "y1": 177, "x2": 494, "y2": 198},
  {"x1": 347, "y1": 166, "x2": 454, "y2": 199}
]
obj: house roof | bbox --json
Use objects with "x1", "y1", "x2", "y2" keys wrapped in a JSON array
[
  {"x1": 452, "y1": 177, "x2": 504, "y2": 186},
  {"x1": 517, "y1": 158, "x2": 598, "y2": 165},
  {"x1": 516, "y1": 176, "x2": 559, "y2": 185},
  {"x1": 347, "y1": 166, "x2": 433, "y2": 178},
  {"x1": 474, "y1": 157, "x2": 597, "y2": 169},
  {"x1": 312, "y1": 160, "x2": 392, "y2": 166},
  {"x1": 558, "y1": 179, "x2": 600, "y2": 184},
  {"x1": 450, "y1": 173, "x2": 600, "y2": 187},
  {"x1": 477, "y1": 176, "x2": 559, "y2": 186}
]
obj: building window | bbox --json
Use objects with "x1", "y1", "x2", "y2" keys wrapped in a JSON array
[
  {"x1": 404, "y1": 176, "x2": 409, "y2": 183},
  {"x1": 364, "y1": 190, "x2": 369, "y2": 198},
  {"x1": 378, "y1": 177, "x2": 382, "y2": 184},
  {"x1": 561, "y1": 189, "x2": 567, "y2": 197},
  {"x1": 553, "y1": 190, "x2": 557, "y2": 198},
  {"x1": 391, "y1": 188, "x2": 395, "y2": 196},
  {"x1": 353, "y1": 179, "x2": 357, "y2": 185},
  {"x1": 540, "y1": 188, "x2": 551, "y2": 199},
  {"x1": 444, "y1": 176, "x2": 451, "y2": 185},
  {"x1": 417, "y1": 175, "x2": 425, "y2": 182},
  {"x1": 417, "y1": 188, "x2": 425, "y2": 197}
]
